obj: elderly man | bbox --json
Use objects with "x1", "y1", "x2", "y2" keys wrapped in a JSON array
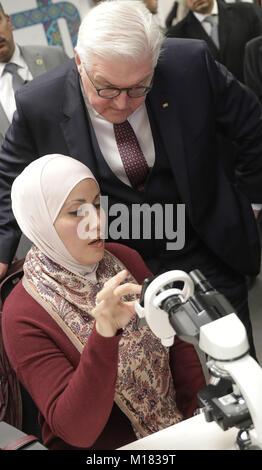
[
  {"x1": 0, "y1": 2, "x2": 69, "y2": 146},
  {"x1": 166, "y1": 0, "x2": 262, "y2": 83},
  {"x1": 0, "y1": 0, "x2": 261, "y2": 358}
]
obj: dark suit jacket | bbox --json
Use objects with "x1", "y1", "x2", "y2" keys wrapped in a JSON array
[
  {"x1": 244, "y1": 35, "x2": 262, "y2": 101},
  {"x1": 0, "y1": 39, "x2": 262, "y2": 276},
  {"x1": 0, "y1": 45, "x2": 69, "y2": 146},
  {"x1": 166, "y1": 0, "x2": 262, "y2": 82}
]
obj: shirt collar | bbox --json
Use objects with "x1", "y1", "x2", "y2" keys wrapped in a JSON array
[
  {"x1": 193, "y1": 0, "x2": 218, "y2": 23},
  {"x1": 0, "y1": 44, "x2": 26, "y2": 77}
]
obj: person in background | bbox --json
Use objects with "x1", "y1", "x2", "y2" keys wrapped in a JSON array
[
  {"x1": 244, "y1": 0, "x2": 262, "y2": 101},
  {"x1": 166, "y1": 0, "x2": 262, "y2": 83},
  {"x1": 90, "y1": 0, "x2": 158, "y2": 14},
  {"x1": 165, "y1": 1, "x2": 188, "y2": 29},
  {"x1": 2, "y1": 154, "x2": 206, "y2": 450},
  {"x1": 0, "y1": 2, "x2": 69, "y2": 146},
  {"x1": 0, "y1": 1, "x2": 69, "y2": 260},
  {"x1": 166, "y1": 0, "x2": 262, "y2": 270},
  {"x1": 244, "y1": 35, "x2": 262, "y2": 101},
  {"x1": 0, "y1": 0, "x2": 261, "y2": 360}
]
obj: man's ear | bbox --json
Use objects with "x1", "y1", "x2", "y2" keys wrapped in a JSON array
[{"x1": 74, "y1": 48, "x2": 82, "y2": 74}]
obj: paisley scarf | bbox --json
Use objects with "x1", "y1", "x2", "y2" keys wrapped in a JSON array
[{"x1": 23, "y1": 245, "x2": 183, "y2": 439}]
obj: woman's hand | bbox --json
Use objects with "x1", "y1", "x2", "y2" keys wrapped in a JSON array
[{"x1": 92, "y1": 269, "x2": 141, "y2": 337}]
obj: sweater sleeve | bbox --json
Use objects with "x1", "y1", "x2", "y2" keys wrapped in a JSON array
[{"x1": 2, "y1": 285, "x2": 123, "y2": 448}]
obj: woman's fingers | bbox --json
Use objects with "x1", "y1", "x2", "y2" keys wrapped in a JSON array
[
  {"x1": 93, "y1": 269, "x2": 142, "y2": 337},
  {"x1": 97, "y1": 280, "x2": 141, "y2": 306},
  {"x1": 96, "y1": 269, "x2": 131, "y2": 304},
  {"x1": 113, "y1": 282, "x2": 141, "y2": 298},
  {"x1": 103, "y1": 269, "x2": 128, "y2": 289},
  {"x1": 92, "y1": 269, "x2": 142, "y2": 337},
  {"x1": 96, "y1": 270, "x2": 127, "y2": 302}
]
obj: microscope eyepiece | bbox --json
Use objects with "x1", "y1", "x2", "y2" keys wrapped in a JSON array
[{"x1": 189, "y1": 269, "x2": 214, "y2": 293}]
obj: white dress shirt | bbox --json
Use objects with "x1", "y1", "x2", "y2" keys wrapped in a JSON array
[
  {"x1": 83, "y1": 90, "x2": 155, "y2": 186},
  {"x1": 193, "y1": 0, "x2": 219, "y2": 36},
  {"x1": 0, "y1": 44, "x2": 33, "y2": 123}
]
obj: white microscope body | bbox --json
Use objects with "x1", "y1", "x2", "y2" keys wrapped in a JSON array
[{"x1": 135, "y1": 269, "x2": 262, "y2": 450}]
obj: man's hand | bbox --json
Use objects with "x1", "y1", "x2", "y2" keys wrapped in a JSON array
[{"x1": 0, "y1": 262, "x2": 8, "y2": 280}]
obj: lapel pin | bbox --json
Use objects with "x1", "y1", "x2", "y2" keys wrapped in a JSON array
[
  {"x1": 162, "y1": 102, "x2": 169, "y2": 109},
  {"x1": 36, "y1": 58, "x2": 43, "y2": 66}
]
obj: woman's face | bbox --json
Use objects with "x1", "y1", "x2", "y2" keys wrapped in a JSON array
[{"x1": 54, "y1": 178, "x2": 105, "y2": 266}]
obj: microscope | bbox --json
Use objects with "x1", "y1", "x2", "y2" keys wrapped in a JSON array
[{"x1": 135, "y1": 269, "x2": 262, "y2": 450}]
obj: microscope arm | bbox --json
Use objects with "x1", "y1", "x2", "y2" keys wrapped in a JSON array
[
  {"x1": 200, "y1": 315, "x2": 262, "y2": 449},
  {"x1": 135, "y1": 269, "x2": 262, "y2": 449}
]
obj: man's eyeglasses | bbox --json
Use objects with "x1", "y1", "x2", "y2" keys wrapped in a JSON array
[{"x1": 84, "y1": 66, "x2": 153, "y2": 99}]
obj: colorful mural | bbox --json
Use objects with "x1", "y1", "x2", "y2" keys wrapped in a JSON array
[{"x1": 9, "y1": 0, "x2": 81, "y2": 48}]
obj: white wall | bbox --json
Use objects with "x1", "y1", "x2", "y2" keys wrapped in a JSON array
[{"x1": 160, "y1": 0, "x2": 177, "y2": 19}]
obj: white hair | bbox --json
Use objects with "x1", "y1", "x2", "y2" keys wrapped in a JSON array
[{"x1": 76, "y1": 0, "x2": 164, "y2": 69}]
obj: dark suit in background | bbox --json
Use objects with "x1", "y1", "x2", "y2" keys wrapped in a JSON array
[
  {"x1": 165, "y1": 1, "x2": 179, "y2": 28},
  {"x1": 0, "y1": 45, "x2": 69, "y2": 260},
  {"x1": 0, "y1": 45, "x2": 69, "y2": 147},
  {"x1": 166, "y1": 0, "x2": 262, "y2": 83},
  {"x1": 244, "y1": 35, "x2": 262, "y2": 101},
  {"x1": 167, "y1": 0, "x2": 262, "y2": 193},
  {"x1": 0, "y1": 39, "x2": 261, "y2": 356}
]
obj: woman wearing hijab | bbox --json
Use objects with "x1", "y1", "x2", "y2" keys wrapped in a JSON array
[{"x1": 2, "y1": 154, "x2": 206, "y2": 450}]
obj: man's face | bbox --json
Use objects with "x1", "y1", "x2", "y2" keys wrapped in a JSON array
[
  {"x1": 75, "y1": 51, "x2": 153, "y2": 124},
  {"x1": 185, "y1": 0, "x2": 214, "y2": 15},
  {"x1": 0, "y1": 10, "x2": 15, "y2": 62}
]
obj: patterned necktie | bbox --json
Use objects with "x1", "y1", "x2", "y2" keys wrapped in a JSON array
[
  {"x1": 204, "y1": 15, "x2": 219, "y2": 49},
  {"x1": 4, "y1": 62, "x2": 25, "y2": 92},
  {"x1": 114, "y1": 120, "x2": 149, "y2": 190}
]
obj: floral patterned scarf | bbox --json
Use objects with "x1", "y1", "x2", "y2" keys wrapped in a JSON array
[{"x1": 22, "y1": 245, "x2": 183, "y2": 439}]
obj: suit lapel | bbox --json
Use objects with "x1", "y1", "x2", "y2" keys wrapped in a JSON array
[
  {"x1": 186, "y1": 12, "x2": 219, "y2": 58},
  {"x1": 146, "y1": 70, "x2": 192, "y2": 210},
  {"x1": 60, "y1": 64, "x2": 98, "y2": 175},
  {"x1": 0, "y1": 102, "x2": 11, "y2": 139},
  {"x1": 20, "y1": 46, "x2": 48, "y2": 78},
  {"x1": 217, "y1": 0, "x2": 230, "y2": 58}
]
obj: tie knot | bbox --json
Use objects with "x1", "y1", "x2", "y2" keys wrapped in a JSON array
[
  {"x1": 204, "y1": 14, "x2": 217, "y2": 25},
  {"x1": 4, "y1": 62, "x2": 19, "y2": 74},
  {"x1": 113, "y1": 120, "x2": 137, "y2": 145},
  {"x1": 114, "y1": 121, "x2": 138, "y2": 146},
  {"x1": 203, "y1": 14, "x2": 219, "y2": 49},
  {"x1": 3, "y1": 62, "x2": 25, "y2": 92},
  {"x1": 114, "y1": 120, "x2": 131, "y2": 132}
]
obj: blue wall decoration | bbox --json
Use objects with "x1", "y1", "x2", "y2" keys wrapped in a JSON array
[{"x1": 10, "y1": 0, "x2": 81, "y2": 48}]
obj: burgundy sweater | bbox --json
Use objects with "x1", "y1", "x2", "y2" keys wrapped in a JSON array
[{"x1": 2, "y1": 243, "x2": 206, "y2": 450}]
